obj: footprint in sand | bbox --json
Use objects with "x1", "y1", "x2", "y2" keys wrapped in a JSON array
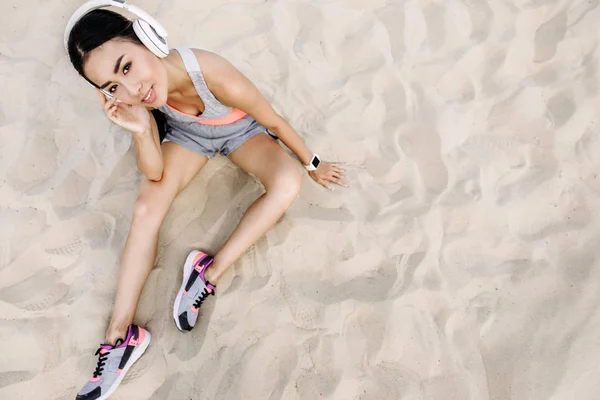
[
  {"x1": 0, "y1": 213, "x2": 115, "y2": 312},
  {"x1": 295, "y1": 335, "x2": 342, "y2": 398},
  {"x1": 280, "y1": 277, "x2": 319, "y2": 330},
  {"x1": 0, "y1": 267, "x2": 71, "y2": 312}
]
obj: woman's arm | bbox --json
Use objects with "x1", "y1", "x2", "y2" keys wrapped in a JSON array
[
  {"x1": 98, "y1": 90, "x2": 164, "y2": 182},
  {"x1": 131, "y1": 110, "x2": 164, "y2": 182},
  {"x1": 196, "y1": 50, "x2": 312, "y2": 165},
  {"x1": 196, "y1": 50, "x2": 346, "y2": 188}
]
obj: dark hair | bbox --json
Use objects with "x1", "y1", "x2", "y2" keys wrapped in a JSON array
[{"x1": 67, "y1": 9, "x2": 142, "y2": 85}]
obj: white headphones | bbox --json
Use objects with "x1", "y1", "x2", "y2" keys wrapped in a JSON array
[{"x1": 64, "y1": 0, "x2": 169, "y2": 58}]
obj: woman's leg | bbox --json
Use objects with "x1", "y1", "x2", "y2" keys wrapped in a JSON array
[
  {"x1": 204, "y1": 134, "x2": 302, "y2": 283},
  {"x1": 105, "y1": 142, "x2": 209, "y2": 344}
]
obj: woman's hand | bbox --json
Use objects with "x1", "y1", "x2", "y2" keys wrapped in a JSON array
[
  {"x1": 309, "y1": 161, "x2": 348, "y2": 189},
  {"x1": 97, "y1": 89, "x2": 151, "y2": 134}
]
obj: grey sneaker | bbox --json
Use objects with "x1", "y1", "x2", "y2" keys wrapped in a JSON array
[
  {"x1": 173, "y1": 250, "x2": 216, "y2": 331},
  {"x1": 76, "y1": 324, "x2": 151, "y2": 400}
]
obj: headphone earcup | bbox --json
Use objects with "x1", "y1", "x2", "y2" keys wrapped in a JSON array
[{"x1": 133, "y1": 19, "x2": 169, "y2": 58}]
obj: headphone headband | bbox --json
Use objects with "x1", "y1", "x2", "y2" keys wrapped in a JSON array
[{"x1": 63, "y1": 0, "x2": 168, "y2": 52}]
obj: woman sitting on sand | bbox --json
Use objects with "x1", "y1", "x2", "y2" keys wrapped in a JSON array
[{"x1": 65, "y1": 1, "x2": 346, "y2": 399}]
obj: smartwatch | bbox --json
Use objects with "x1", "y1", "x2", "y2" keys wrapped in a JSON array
[{"x1": 305, "y1": 153, "x2": 321, "y2": 171}]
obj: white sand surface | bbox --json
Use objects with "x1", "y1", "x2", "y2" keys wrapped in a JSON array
[{"x1": 2, "y1": 0, "x2": 600, "y2": 399}]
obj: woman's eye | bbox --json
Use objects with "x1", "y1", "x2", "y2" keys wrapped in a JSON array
[
  {"x1": 123, "y1": 62, "x2": 131, "y2": 74},
  {"x1": 109, "y1": 85, "x2": 117, "y2": 93}
]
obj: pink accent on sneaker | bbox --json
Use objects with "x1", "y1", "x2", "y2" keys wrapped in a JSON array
[
  {"x1": 191, "y1": 306, "x2": 199, "y2": 313},
  {"x1": 128, "y1": 337, "x2": 139, "y2": 346},
  {"x1": 207, "y1": 287, "x2": 213, "y2": 294},
  {"x1": 116, "y1": 368, "x2": 123, "y2": 375},
  {"x1": 183, "y1": 290, "x2": 188, "y2": 295},
  {"x1": 99, "y1": 349, "x2": 108, "y2": 355},
  {"x1": 137, "y1": 328, "x2": 146, "y2": 344},
  {"x1": 193, "y1": 252, "x2": 207, "y2": 265},
  {"x1": 114, "y1": 324, "x2": 136, "y2": 349},
  {"x1": 193, "y1": 255, "x2": 214, "y2": 283},
  {"x1": 90, "y1": 376, "x2": 101, "y2": 382}
]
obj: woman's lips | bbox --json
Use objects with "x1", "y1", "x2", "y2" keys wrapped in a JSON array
[{"x1": 142, "y1": 86, "x2": 156, "y2": 103}]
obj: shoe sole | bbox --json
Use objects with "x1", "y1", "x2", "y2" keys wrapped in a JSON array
[
  {"x1": 97, "y1": 330, "x2": 152, "y2": 400},
  {"x1": 173, "y1": 250, "x2": 202, "y2": 331}
]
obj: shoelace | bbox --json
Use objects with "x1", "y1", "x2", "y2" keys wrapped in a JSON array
[
  {"x1": 192, "y1": 286, "x2": 214, "y2": 309},
  {"x1": 93, "y1": 348, "x2": 109, "y2": 378},
  {"x1": 93, "y1": 338, "x2": 123, "y2": 378}
]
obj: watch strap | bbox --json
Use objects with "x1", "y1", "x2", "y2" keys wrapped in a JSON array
[{"x1": 305, "y1": 153, "x2": 320, "y2": 171}]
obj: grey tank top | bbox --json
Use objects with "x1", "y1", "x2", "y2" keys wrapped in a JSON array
[{"x1": 157, "y1": 47, "x2": 246, "y2": 126}]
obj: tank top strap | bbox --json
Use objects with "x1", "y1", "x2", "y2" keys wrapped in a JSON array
[
  {"x1": 173, "y1": 47, "x2": 230, "y2": 118},
  {"x1": 174, "y1": 47, "x2": 202, "y2": 73}
]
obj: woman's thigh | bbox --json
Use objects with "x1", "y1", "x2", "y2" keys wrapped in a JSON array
[
  {"x1": 227, "y1": 133, "x2": 302, "y2": 193},
  {"x1": 135, "y1": 141, "x2": 209, "y2": 218}
]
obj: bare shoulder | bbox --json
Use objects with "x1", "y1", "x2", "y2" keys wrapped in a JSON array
[
  {"x1": 189, "y1": 48, "x2": 217, "y2": 62},
  {"x1": 190, "y1": 49, "x2": 233, "y2": 75}
]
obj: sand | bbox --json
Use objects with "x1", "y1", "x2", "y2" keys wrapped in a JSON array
[{"x1": 2, "y1": 0, "x2": 600, "y2": 399}]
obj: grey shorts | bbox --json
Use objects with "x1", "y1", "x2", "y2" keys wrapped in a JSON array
[{"x1": 161, "y1": 114, "x2": 277, "y2": 157}]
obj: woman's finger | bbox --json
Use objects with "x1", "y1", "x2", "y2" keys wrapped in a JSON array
[
  {"x1": 104, "y1": 96, "x2": 117, "y2": 113},
  {"x1": 109, "y1": 103, "x2": 120, "y2": 116},
  {"x1": 333, "y1": 166, "x2": 345, "y2": 174},
  {"x1": 329, "y1": 177, "x2": 349, "y2": 187},
  {"x1": 318, "y1": 179, "x2": 331, "y2": 190}
]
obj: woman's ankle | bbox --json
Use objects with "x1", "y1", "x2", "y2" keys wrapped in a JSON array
[
  {"x1": 105, "y1": 322, "x2": 130, "y2": 345},
  {"x1": 204, "y1": 261, "x2": 224, "y2": 284},
  {"x1": 206, "y1": 254, "x2": 232, "y2": 284},
  {"x1": 204, "y1": 265, "x2": 216, "y2": 284}
]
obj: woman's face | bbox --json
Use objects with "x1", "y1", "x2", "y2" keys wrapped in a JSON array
[{"x1": 83, "y1": 39, "x2": 168, "y2": 107}]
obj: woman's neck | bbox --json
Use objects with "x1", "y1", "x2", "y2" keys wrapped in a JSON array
[{"x1": 162, "y1": 54, "x2": 189, "y2": 98}]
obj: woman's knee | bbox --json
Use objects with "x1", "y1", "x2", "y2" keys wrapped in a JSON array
[
  {"x1": 132, "y1": 183, "x2": 176, "y2": 228},
  {"x1": 265, "y1": 164, "x2": 302, "y2": 205}
]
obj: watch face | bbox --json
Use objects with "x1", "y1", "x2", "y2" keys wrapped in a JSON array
[{"x1": 312, "y1": 157, "x2": 320, "y2": 169}]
